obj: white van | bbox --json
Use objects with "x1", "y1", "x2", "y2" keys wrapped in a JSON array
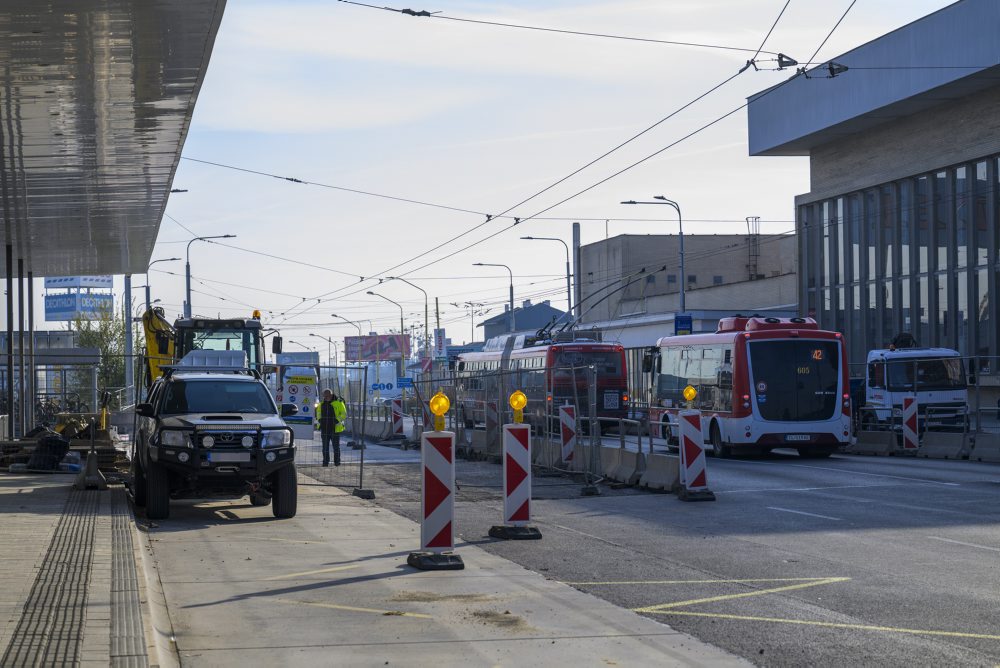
[{"x1": 864, "y1": 346, "x2": 968, "y2": 430}]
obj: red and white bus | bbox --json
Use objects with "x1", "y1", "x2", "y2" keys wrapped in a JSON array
[
  {"x1": 648, "y1": 316, "x2": 851, "y2": 457},
  {"x1": 457, "y1": 334, "x2": 629, "y2": 430}
]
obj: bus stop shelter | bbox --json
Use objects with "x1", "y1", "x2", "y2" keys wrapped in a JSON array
[{"x1": 0, "y1": 0, "x2": 226, "y2": 437}]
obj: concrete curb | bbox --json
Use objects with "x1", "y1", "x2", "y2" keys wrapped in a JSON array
[{"x1": 133, "y1": 520, "x2": 180, "y2": 668}]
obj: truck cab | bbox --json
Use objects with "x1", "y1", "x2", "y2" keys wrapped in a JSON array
[{"x1": 863, "y1": 346, "x2": 968, "y2": 430}]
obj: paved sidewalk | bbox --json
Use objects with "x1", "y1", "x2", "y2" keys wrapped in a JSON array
[
  {"x1": 0, "y1": 475, "x2": 149, "y2": 666},
  {"x1": 143, "y1": 475, "x2": 747, "y2": 666}
]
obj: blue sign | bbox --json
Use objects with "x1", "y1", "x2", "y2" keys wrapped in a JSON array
[
  {"x1": 396, "y1": 377, "x2": 414, "y2": 389},
  {"x1": 674, "y1": 313, "x2": 693, "y2": 336},
  {"x1": 44, "y1": 293, "x2": 114, "y2": 321}
]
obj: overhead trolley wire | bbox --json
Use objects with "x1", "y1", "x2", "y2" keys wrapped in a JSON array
[{"x1": 334, "y1": 0, "x2": 782, "y2": 56}]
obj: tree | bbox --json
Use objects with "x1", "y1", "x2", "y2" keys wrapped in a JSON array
[{"x1": 72, "y1": 302, "x2": 126, "y2": 392}]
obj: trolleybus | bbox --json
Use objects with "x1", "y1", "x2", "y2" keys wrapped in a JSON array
[
  {"x1": 456, "y1": 334, "x2": 629, "y2": 431},
  {"x1": 647, "y1": 316, "x2": 851, "y2": 458}
]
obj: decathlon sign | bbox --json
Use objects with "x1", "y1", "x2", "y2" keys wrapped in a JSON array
[{"x1": 44, "y1": 293, "x2": 115, "y2": 321}]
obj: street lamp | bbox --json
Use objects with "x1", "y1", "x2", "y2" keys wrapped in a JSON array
[
  {"x1": 185, "y1": 235, "x2": 236, "y2": 317},
  {"x1": 473, "y1": 263, "x2": 516, "y2": 332},
  {"x1": 387, "y1": 276, "x2": 429, "y2": 360},
  {"x1": 331, "y1": 314, "x2": 363, "y2": 336},
  {"x1": 620, "y1": 196, "x2": 685, "y2": 314},
  {"x1": 288, "y1": 340, "x2": 315, "y2": 352},
  {"x1": 309, "y1": 333, "x2": 339, "y2": 366},
  {"x1": 145, "y1": 257, "x2": 180, "y2": 310},
  {"x1": 521, "y1": 236, "x2": 572, "y2": 317},
  {"x1": 367, "y1": 291, "x2": 405, "y2": 346}
]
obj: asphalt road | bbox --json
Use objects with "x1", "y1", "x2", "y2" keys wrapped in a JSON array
[{"x1": 327, "y1": 449, "x2": 1000, "y2": 667}]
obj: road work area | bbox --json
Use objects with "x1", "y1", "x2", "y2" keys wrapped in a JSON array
[
  {"x1": 140, "y1": 475, "x2": 746, "y2": 667},
  {"x1": 326, "y1": 447, "x2": 1000, "y2": 667}
]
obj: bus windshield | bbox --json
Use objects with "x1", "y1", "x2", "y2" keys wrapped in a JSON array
[
  {"x1": 551, "y1": 350, "x2": 623, "y2": 377},
  {"x1": 749, "y1": 340, "x2": 840, "y2": 422},
  {"x1": 886, "y1": 357, "x2": 965, "y2": 392}
]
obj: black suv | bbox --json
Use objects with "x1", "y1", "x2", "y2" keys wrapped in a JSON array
[{"x1": 132, "y1": 370, "x2": 297, "y2": 520}]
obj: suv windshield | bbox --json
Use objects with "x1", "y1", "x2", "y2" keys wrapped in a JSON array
[
  {"x1": 160, "y1": 379, "x2": 277, "y2": 414},
  {"x1": 886, "y1": 357, "x2": 965, "y2": 391}
]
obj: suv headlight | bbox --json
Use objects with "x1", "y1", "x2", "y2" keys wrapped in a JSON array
[
  {"x1": 158, "y1": 430, "x2": 191, "y2": 447},
  {"x1": 262, "y1": 430, "x2": 291, "y2": 447}
]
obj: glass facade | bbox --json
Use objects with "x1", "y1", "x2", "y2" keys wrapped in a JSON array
[{"x1": 799, "y1": 157, "x2": 997, "y2": 371}]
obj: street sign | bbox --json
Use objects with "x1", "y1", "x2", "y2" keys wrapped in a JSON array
[
  {"x1": 675, "y1": 313, "x2": 693, "y2": 336},
  {"x1": 396, "y1": 377, "x2": 414, "y2": 389}
]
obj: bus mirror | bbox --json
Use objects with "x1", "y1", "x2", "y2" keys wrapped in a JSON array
[
  {"x1": 272, "y1": 335, "x2": 283, "y2": 355},
  {"x1": 641, "y1": 351, "x2": 654, "y2": 374}
]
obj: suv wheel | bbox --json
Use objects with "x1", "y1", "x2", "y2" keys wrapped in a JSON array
[
  {"x1": 146, "y1": 461, "x2": 171, "y2": 520},
  {"x1": 131, "y1": 456, "x2": 147, "y2": 507},
  {"x1": 271, "y1": 464, "x2": 298, "y2": 519}
]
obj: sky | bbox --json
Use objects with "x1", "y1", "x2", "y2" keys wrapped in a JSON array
[{"x1": 59, "y1": 0, "x2": 960, "y2": 351}]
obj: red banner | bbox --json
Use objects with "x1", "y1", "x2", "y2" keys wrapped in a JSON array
[{"x1": 344, "y1": 334, "x2": 410, "y2": 362}]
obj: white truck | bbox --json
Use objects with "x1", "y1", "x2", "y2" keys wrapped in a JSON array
[{"x1": 862, "y1": 345, "x2": 968, "y2": 431}]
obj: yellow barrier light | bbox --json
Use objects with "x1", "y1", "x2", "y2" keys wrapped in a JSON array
[
  {"x1": 430, "y1": 391, "x2": 450, "y2": 432},
  {"x1": 510, "y1": 390, "x2": 527, "y2": 424},
  {"x1": 682, "y1": 385, "x2": 697, "y2": 402}
]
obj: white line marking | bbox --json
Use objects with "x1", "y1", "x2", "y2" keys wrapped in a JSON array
[
  {"x1": 789, "y1": 464, "x2": 960, "y2": 486},
  {"x1": 717, "y1": 483, "x2": 897, "y2": 495},
  {"x1": 766, "y1": 506, "x2": 842, "y2": 521},
  {"x1": 926, "y1": 536, "x2": 1000, "y2": 553}
]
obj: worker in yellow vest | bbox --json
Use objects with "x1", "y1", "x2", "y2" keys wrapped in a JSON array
[{"x1": 315, "y1": 390, "x2": 347, "y2": 466}]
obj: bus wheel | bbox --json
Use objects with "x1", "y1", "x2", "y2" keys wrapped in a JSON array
[{"x1": 710, "y1": 422, "x2": 731, "y2": 458}]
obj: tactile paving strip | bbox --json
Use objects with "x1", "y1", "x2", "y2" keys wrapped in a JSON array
[
  {"x1": 110, "y1": 488, "x2": 148, "y2": 667},
  {"x1": 1, "y1": 489, "x2": 98, "y2": 666}
]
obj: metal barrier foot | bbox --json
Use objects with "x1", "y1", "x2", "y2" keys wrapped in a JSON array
[
  {"x1": 489, "y1": 525, "x2": 542, "y2": 540},
  {"x1": 407, "y1": 552, "x2": 464, "y2": 570},
  {"x1": 678, "y1": 488, "x2": 716, "y2": 502},
  {"x1": 352, "y1": 488, "x2": 375, "y2": 500}
]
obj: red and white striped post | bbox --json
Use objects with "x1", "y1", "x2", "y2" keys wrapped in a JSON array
[
  {"x1": 408, "y1": 394, "x2": 464, "y2": 570},
  {"x1": 391, "y1": 398, "x2": 404, "y2": 437},
  {"x1": 902, "y1": 397, "x2": 919, "y2": 451},
  {"x1": 559, "y1": 404, "x2": 576, "y2": 464},
  {"x1": 677, "y1": 409, "x2": 715, "y2": 502},
  {"x1": 490, "y1": 392, "x2": 541, "y2": 540}
]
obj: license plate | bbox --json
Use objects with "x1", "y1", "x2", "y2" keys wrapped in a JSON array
[
  {"x1": 785, "y1": 434, "x2": 810, "y2": 442},
  {"x1": 207, "y1": 452, "x2": 250, "y2": 463},
  {"x1": 604, "y1": 392, "x2": 619, "y2": 409}
]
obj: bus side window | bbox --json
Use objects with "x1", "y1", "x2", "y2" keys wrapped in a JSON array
[{"x1": 869, "y1": 362, "x2": 885, "y2": 389}]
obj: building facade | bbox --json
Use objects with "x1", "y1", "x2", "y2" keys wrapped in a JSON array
[{"x1": 748, "y1": 0, "x2": 1000, "y2": 370}]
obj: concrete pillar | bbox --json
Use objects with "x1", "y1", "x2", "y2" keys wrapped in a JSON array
[{"x1": 5, "y1": 243, "x2": 13, "y2": 438}]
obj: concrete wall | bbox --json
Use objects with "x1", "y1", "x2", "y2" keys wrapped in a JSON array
[
  {"x1": 801, "y1": 85, "x2": 1000, "y2": 204},
  {"x1": 578, "y1": 234, "x2": 796, "y2": 322}
]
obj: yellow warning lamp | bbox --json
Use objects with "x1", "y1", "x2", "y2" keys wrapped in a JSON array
[
  {"x1": 682, "y1": 385, "x2": 697, "y2": 408},
  {"x1": 252, "y1": 309, "x2": 262, "y2": 319},
  {"x1": 509, "y1": 390, "x2": 527, "y2": 424},
  {"x1": 429, "y1": 391, "x2": 450, "y2": 432}
]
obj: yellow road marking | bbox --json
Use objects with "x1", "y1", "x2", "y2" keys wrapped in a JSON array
[
  {"x1": 277, "y1": 598, "x2": 432, "y2": 619},
  {"x1": 648, "y1": 610, "x2": 1000, "y2": 642},
  {"x1": 634, "y1": 577, "x2": 850, "y2": 613},
  {"x1": 265, "y1": 564, "x2": 360, "y2": 581},
  {"x1": 567, "y1": 578, "x2": 840, "y2": 586}
]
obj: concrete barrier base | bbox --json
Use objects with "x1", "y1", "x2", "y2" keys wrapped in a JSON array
[
  {"x1": 970, "y1": 432, "x2": 1000, "y2": 463},
  {"x1": 599, "y1": 447, "x2": 621, "y2": 479},
  {"x1": 917, "y1": 432, "x2": 968, "y2": 459},
  {"x1": 638, "y1": 453, "x2": 679, "y2": 491},
  {"x1": 609, "y1": 450, "x2": 646, "y2": 486},
  {"x1": 846, "y1": 430, "x2": 896, "y2": 456}
]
